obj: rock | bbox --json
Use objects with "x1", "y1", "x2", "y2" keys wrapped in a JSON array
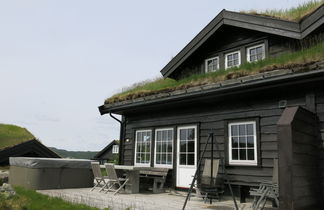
[
  {"x1": 0, "y1": 170, "x2": 9, "y2": 184},
  {"x1": 0, "y1": 183, "x2": 15, "y2": 199}
]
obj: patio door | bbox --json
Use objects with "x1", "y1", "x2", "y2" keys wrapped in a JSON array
[{"x1": 176, "y1": 125, "x2": 197, "y2": 188}]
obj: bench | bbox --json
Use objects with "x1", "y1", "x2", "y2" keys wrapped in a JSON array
[{"x1": 138, "y1": 168, "x2": 169, "y2": 193}]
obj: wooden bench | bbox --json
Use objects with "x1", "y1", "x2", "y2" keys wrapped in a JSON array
[{"x1": 138, "y1": 168, "x2": 169, "y2": 193}]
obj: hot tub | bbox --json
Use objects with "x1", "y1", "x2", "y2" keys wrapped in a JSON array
[{"x1": 9, "y1": 157, "x2": 94, "y2": 190}]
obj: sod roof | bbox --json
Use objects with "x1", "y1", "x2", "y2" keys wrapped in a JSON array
[{"x1": 0, "y1": 124, "x2": 35, "y2": 150}]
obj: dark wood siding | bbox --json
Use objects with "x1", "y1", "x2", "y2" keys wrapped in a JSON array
[
  {"x1": 121, "y1": 88, "x2": 312, "y2": 186},
  {"x1": 316, "y1": 91, "x2": 324, "y2": 195}
]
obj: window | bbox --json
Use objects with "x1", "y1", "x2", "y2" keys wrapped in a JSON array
[
  {"x1": 228, "y1": 121, "x2": 257, "y2": 165},
  {"x1": 155, "y1": 128, "x2": 173, "y2": 168},
  {"x1": 135, "y1": 130, "x2": 152, "y2": 166},
  {"x1": 205, "y1": 56, "x2": 219, "y2": 72},
  {"x1": 178, "y1": 126, "x2": 196, "y2": 166},
  {"x1": 112, "y1": 145, "x2": 119, "y2": 154},
  {"x1": 247, "y1": 44, "x2": 265, "y2": 62},
  {"x1": 225, "y1": 51, "x2": 241, "y2": 69}
]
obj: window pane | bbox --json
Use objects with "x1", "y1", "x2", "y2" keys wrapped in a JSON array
[
  {"x1": 180, "y1": 141, "x2": 186, "y2": 152},
  {"x1": 162, "y1": 142, "x2": 167, "y2": 153},
  {"x1": 232, "y1": 149, "x2": 238, "y2": 160},
  {"x1": 187, "y1": 154, "x2": 194, "y2": 165},
  {"x1": 167, "y1": 142, "x2": 172, "y2": 153},
  {"x1": 247, "y1": 149, "x2": 255, "y2": 160},
  {"x1": 228, "y1": 54, "x2": 233, "y2": 60},
  {"x1": 162, "y1": 130, "x2": 167, "y2": 142},
  {"x1": 180, "y1": 154, "x2": 186, "y2": 165},
  {"x1": 231, "y1": 125, "x2": 238, "y2": 136},
  {"x1": 232, "y1": 137, "x2": 239, "y2": 148},
  {"x1": 137, "y1": 132, "x2": 142, "y2": 142},
  {"x1": 239, "y1": 149, "x2": 246, "y2": 160},
  {"x1": 250, "y1": 48, "x2": 256, "y2": 55},
  {"x1": 168, "y1": 130, "x2": 172, "y2": 141},
  {"x1": 239, "y1": 124, "x2": 246, "y2": 135},
  {"x1": 187, "y1": 141, "x2": 194, "y2": 152},
  {"x1": 233, "y1": 53, "x2": 238, "y2": 60},
  {"x1": 239, "y1": 137, "x2": 247, "y2": 148},
  {"x1": 161, "y1": 154, "x2": 166, "y2": 164},
  {"x1": 167, "y1": 154, "x2": 172, "y2": 164},
  {"x1": 136, "y1": 154, "x2": 141, "y2": 163},
  {"x1": 256, "y1": 46, "x2": 263, "y2": 54},
  {"x1": 156, "y1": 153, "x2": 160, "y2": 164},
  {"x1": 145, "y1": 154, "x2": 150, "y2": 163},
  {"x1": 188, "y1": 129, "x2": 195, "y2": 140},
  {"x1": 247, "y1": 136, "x2": 254, "y2": 147},
  {"x1": 180, "y1": 130, "x2": 186, "y2": 140},
  {"x1": 247, "y1": 124, "x2": 254, "y2": 135}
]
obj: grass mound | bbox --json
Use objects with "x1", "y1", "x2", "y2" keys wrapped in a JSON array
[
  {"x1": 0, "y1": 186, "x2": 108, "y2": 210},
  {"x1": 0, "y1": 124, "x2": 35, "y2": 150},
  {"x1": 242, "y1": 0, "x2": 324, "y2": 22},
  {"x1": 105, "y1": 39, "x2": 324, "y2": 104}
]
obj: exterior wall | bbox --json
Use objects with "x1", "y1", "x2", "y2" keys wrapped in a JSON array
[
  {"x1": 316, "y1": 91, "x2": 324, "y2": 195},
  {"x1": 171, "y1": 26, "x2": 298, "y2": 80},
  {"x1": 121, "y1": 88, "x2": 316, "y2": 187}
]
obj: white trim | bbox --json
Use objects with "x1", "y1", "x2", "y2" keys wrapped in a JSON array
[
  {"x1": 205, "y1": 56, "x2": 219, "y2": 73},
  {"x1": 154, "y1": 128, "x2": 174, "y2": 168},
  {"x1": 228, "y1": 121, "x2": 257, "y2": 166},
  {"x1": 225, "y1": 50, "x2": 241, "y2": 69},
  {"x1": 134, "y1": 129, "x2": 152, "y2": 167},
  {"x1": 177, "y1": 125, "x2": 197, "y2": 168},
  {"x1": 246, "y1": 43, "x2": 265, "y2": 63}
]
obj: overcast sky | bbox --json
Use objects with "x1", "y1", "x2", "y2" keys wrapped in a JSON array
[{"x1": 0, "y1": 0, "x2": 308, "y2": 151}]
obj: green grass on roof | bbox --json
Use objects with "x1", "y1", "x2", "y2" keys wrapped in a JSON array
[
  {"x1": 242, "y1": 0, "x2": 324, "y2": 22},
  {"x1": 0, "y1": 124, "x2": 35, "y2": 150},
  {"x1": 105, "y1": 39, "x2": 324, "y2": 105}
]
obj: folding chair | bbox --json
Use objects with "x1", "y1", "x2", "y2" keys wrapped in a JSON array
[
  {"x1": 250, "y1": 159, "x2": 279, "y2": 209},
  {"x1": 90, "y1": 162, "x2": 110, "y2": 192},
  {"x1": 195, "y1": 159, "x2": 223, "y2": 202},
  {"x1": 104, "y1": 163, "x2": 129, "y2": 195}
]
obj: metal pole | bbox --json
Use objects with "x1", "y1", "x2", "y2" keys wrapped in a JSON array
[{"x1": 182, "y1": 132, "x2": 213, "y2": 210}]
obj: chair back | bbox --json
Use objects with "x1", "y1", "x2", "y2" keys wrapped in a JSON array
[
  {"x1": 91, "y1": 162, "x2": 102, "y2": 178},
  {"x1": 272, "y1": 158, "x2": 279, "y2": 185},
  {"x1": 105, "y1": 163, "x2": 119, "y2": 181},
  {"x1": 202, "y1": 159, "x2": 219, "y2": 178}
]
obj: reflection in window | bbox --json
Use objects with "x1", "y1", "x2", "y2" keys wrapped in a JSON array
[
  {"x1": 135, "y1": 130, "x2": 152, "y2": 166},
  {"x1": 155, "y1": 128, "x2": 173, "y2": 167}
]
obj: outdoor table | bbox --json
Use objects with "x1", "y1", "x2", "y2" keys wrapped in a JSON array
[{"x1": 100, "y1": 164, "x2": 140, "y2": 193}]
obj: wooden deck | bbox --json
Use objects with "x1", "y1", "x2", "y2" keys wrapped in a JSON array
[{"x1": 38, "y1": 188, "x2": 261, "y2": 210}]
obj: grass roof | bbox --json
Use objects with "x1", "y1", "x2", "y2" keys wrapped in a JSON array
[
  {"x1": 241, "y1": 0, "x2": 324, "y2": 22},
  {"x1": 105, "y1": 39, "x2": 324, "y2": 105},
  {"x1": 0, "y1": 124, "x2": 35, "y2": 150}
]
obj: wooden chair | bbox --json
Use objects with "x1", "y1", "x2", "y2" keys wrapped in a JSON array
[
  {"x1": 195, "y1": 159, "x2": 223, "y2": 202},
  {"x1": 250, "y1": 159, "x2": 279, "y2": 209},
  {"x1": 90, "y1": 162, "x2": 109, "y2": 192},
  {"x1": 104, "y1": 163, "x2": 129, "y2": 195}
]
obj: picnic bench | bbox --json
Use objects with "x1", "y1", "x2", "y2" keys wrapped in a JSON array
[{"x1": 138, "y1": 168, "x2": 169, "y2": 193}]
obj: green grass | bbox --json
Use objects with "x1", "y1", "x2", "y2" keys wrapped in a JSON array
[
  {"x1": 242, "y1": 0, "x2": 324, "y2": 22},
  {"x1": 0, "y1": 124, "x2": 35, "y2": 150},
  {"x1": 0, "y1": 186, "x2": 109, "y2": 210},
  {"x1": 106, "y1": 39, "x2": 324, "y2": 104}
]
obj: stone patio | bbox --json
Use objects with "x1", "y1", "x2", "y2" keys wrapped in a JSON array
[{"x1": 38, "y1": 188, "x2": 257, "y2": 210}]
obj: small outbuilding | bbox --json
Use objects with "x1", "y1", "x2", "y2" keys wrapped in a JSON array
[
  {"x1": 0, "y1": 139, "x2": 61, "y2": 165},
  {"x1": 93, "y1": 140, "x2": 119, "y2": 164}
]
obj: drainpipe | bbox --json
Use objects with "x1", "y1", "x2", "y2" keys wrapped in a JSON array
[{"x1": 109, "y1": 112, "x2": 124, "y2": 165}]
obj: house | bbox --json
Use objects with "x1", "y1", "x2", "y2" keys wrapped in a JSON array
[
  {"x1": 0, "y1": 139, "x2": 61, "y2": 165},
  {"x1": 93, "y1": 140, "x2": 119, "y2": 164},
  {"x1": 99, "y1": 3, "x2": 324, "y2": 210}
]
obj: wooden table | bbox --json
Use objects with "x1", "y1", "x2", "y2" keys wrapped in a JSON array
[{"x1": 100, "y1": 165, "x2": 140, "y2": 193}]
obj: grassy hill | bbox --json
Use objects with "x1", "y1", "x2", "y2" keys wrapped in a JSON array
[
  {"x1": 0, "y1": 124, "x2": 35, "y2": 150},
  {"x1": 49, "y1": 147, "x2": 98, "y2": 159}
]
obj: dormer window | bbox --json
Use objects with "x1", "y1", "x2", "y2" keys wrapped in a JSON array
[
  {"x1": 225, "y1": 51, "x2": 241, "y2": 69},
  {"x1": 247, "y1": 44, "x2": 265, "y2": 62},
  {"x1": 205, "y1": 56, "x2": 219, "y2": 73}
]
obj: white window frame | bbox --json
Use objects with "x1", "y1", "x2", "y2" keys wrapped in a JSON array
[
  {"x1": 246, "y1": 44, "x2": 265, "y2": 63},
  {"x1": 112, "y1": 145, "x2": 119, "y2": 154},
  {"x1": 228, "y1": 121, "x2": 257, "y2": 166},
  {"x1": 177, "y1": 125, "x2": 197, "y2": 168},
  {"x1": 134, "y1": 129, "x2": 152, "y2": 167},
  {"x1": 154, "y1": 128, "x2": 174, "y2": 168},
  {"x1": 225, "y1": 50, "x2": 241, "y2": 69},
  {"x1": 205, "y1": 56, "x2": 220, "y2": 73}
]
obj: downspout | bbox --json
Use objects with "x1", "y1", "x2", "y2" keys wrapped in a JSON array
[{"x1": 109, "y1": 112, "x2": 124, "y2": 165}]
